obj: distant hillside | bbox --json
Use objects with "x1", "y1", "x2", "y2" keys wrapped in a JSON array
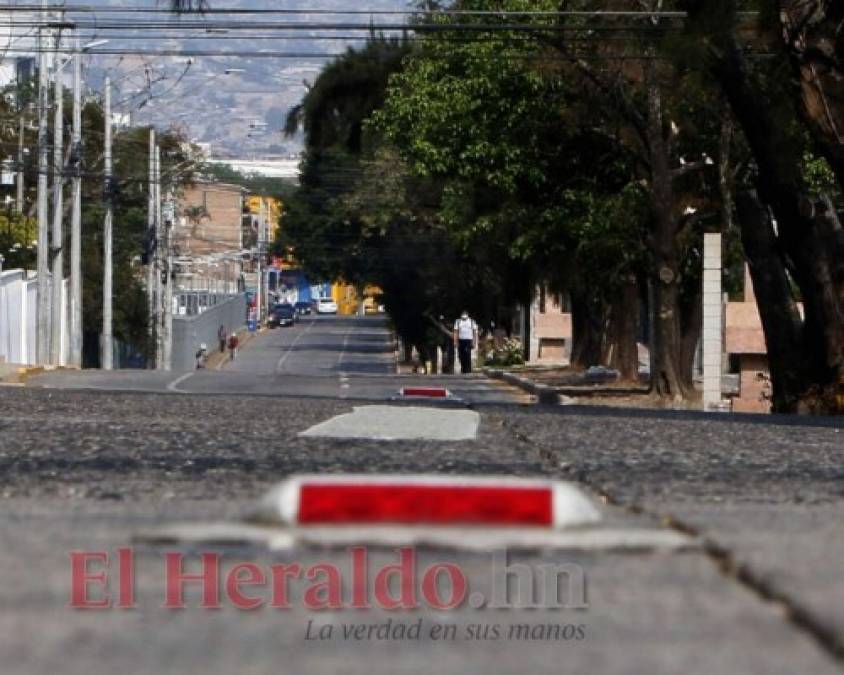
[{"x1": 82, "y1": 0, "x2": 410, "y2": 156}]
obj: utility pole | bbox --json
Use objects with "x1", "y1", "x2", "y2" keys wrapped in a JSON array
[
  {"x1": 50, "y1": 32, "x2": 64, "y2": 366},
  {"x1": 261, "y1": 199, "x2": 270, "y2": 310},
  {"x1": 256, "y1": 204, "x2": 263, "y2": 325},
  {"x1": 154, "y1": 143, "x2": 164, "y2": 369},
  {"x1": 36, "y1": 10, "x2": 51, "y2": 364},
  {"x1": 69, "y1": 35, "x2": 83, "y2": 368},
  {"x1": 16, "y1": 116, "x2": 24, "y2": 215},
  {"x1": 162, "y1": 191, "x2": 174, "y2": 371},
  {"x1": 101, "y1": 77, "x2": 113, "y2": 370},
  {"x1": 146, "y1": 128, "x2": 156, "y2": 367}
]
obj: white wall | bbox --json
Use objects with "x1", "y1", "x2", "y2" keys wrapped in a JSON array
[{"x1": 0, "y1": 269, "x2": 67, "y2": 366}]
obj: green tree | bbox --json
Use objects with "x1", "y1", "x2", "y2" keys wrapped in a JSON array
[{"x1": 682, "y1": 0, "x2": 844, "y2": 413}]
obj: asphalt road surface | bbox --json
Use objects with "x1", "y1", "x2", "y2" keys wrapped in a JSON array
[
  {"x1": 2, "y1": 315, "x2": 843, "y2": 674},
  {"x1": 29, "y1": 315, "x2": 525, "y2": 404}
]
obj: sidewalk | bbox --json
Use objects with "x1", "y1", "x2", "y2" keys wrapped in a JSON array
[
  {"x1": 204, "y1": 325, "x2": 263, "y2": 370},
  {"x1": 0, "y1": 362, "x2": 46, "y2": 385},
  {"x1": 485, "y1": 366, "x2": 692, "y2": 408}
]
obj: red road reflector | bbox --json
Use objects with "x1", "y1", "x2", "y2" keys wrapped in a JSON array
[
  {"x1": 299, "y1": 484, "x2": 552, "y2": 526},
  {"x1": 400, "y1": 386, "x2": 449, "y2": 398},
  {"x1": 257, "y1": 475, "x2": 602, "y2": 529}
]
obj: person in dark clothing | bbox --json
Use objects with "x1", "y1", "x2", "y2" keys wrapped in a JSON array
[
  {"x1": 217, "y1": 325, "x2": 227, "y2": 353},
  {"x1": 195, "y1": 344, "x2": 208, "y2": 369}
]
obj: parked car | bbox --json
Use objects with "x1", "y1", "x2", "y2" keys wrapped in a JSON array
[
  {"x1": 268, "y1": 303, "x2": 296, "y2": 327},
  {"x1": 294, "y1": 301, "x2": 312, "y2": 315},
  {"x1": 315, "y1": 297, "x2": 338, "y2": 314}
]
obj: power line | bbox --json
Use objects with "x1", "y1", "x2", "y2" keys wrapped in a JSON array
[
  {"x1": 0, "y1": 20, "x2": 717, "y2": 32},
  {"x1": 0, "y1": 46, "x2": 776, "y2": 60},
  {"x1": 0, "y1": 6, "x2": 756, "y2": 18}
]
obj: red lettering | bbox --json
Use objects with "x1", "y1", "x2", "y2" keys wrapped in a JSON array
[
  {"x1": 69, "y1": 551, "x2": 110, "y2": 609},
  {"x1": 422, "y1": 563, "x2": 466, "y2": 610},
  {"x1": 225, "y1": 563, "x2": 265, "y2": 610},
  {"x1": 374, "y1": 547, "x2": 416, "y2": 609},
  {"x1": 303, "y1": 563, "x2": 342, "y2": 609},
  {"x1": 269, "y1": 563, "x2": 302, "y2": 608},
  {"x1": 350, "y1": 547, "x2": 370, "y2": 609},
  {"x1": 163, "y1": 552, "x2": 220, "y2": 609},
  {"x1": 116, "y1": 547, "x2": 136, "y2": 608}
]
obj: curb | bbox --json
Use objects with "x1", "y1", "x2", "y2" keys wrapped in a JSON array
[
  {"x1": 0, "y1": 365, "x2": 45, "y2": 385},
  {"x1": 485, "y1": 368, "x2": 562, "y2": 405}
]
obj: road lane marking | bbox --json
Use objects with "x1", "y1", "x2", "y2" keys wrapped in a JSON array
[
  {"x1": 134, "y1": 521, "x2": 698, "y2": 553},
  {"x1": 166, "y1": 372, "x2": 193, "y2": 393},
  {"x1": 274, "y1": 319, "x2": 317, "y2": 375},
  {"x1": 298, "y1": 405, "x2": 480, "y2": 441},
  {"x1": 337, "y1": 329, "x2": 351, "y2": 367}
]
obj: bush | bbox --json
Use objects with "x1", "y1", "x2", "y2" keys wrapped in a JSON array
[{"x1": 484, "y1": 337, "x2": 524, "y2": 367}]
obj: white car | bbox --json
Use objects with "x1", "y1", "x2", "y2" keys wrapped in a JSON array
[{"x1": 315, "y1": 297, "x2": 338, "y2": 314}]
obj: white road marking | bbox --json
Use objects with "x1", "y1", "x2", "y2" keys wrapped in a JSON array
[
  {"x1": 134, "y1": 522, "x2": 698, "y2": 553},
  {"x1": 166, "y1": 372, "x2": 194, "y2": 393},
  {"x1": 337, "y1": 329, "x2": 351, "y2": 366},
  {"x1": 274, "y1": 319, "x2": 317, "y2": 375},
  {"x1": 299, "y1": 405, "x2": 480, "y2": 441}
]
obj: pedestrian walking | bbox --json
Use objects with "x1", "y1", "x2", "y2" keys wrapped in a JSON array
[
  {"x1": 227, "y1": 332, "x2": 239, "y2": 361},
  {"x1": 217, "y1": 324, "x2": 227, "y2": 353},
  {"x1": 453, "y1": 310, "x2": 478, "y2": 374}
]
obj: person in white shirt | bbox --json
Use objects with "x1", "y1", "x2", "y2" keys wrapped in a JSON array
[{"x1": 453, "y1": 310, "x2": 478, "y2": 374}]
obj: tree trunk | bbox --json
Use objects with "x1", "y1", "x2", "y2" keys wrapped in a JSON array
[
  {"x1": 698, "y1": 14, "x2": 844, "y2": 411},
  {"x1": 605, "y1": 277, "x2": 640, "y2": 382},
  {"x1": 680, "y1": 283, "x2": 703, "y2": 388},
  {"x1": 735, "y1": 191, "x2": 807, "y2": 412},
  {"x1": 645, "y1": 67, "x2": 696, "y2": 400},
  {"x1": 570, "y1": 290, "x2": 602, "y2": 369}
]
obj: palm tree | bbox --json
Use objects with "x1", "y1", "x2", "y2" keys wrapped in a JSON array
[
  {"x1": 181, "y1": 205, "x2": 210, "y2": 238},
  {"x1": 283, "y1": 37, "x2": 410, "y2": 154}
]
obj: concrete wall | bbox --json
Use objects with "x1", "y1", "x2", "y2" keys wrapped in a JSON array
[
  {"x1": 0, "y1": 269, "x2": 66, "y2": 366},
  {"x1": 733, "y1": 354, "x2": 772, "y2": 413},
  {"x1": 528, "y1": 287, "x2": 572, "y2": 364},
  {"x1": 171, "y1": 294, "x2": 246, "y2": 372}
]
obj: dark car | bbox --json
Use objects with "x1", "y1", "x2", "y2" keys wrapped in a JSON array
[
  {"x1": 294, "y1": 301, "x2": 312, "y2": 316},
  {"x1": 268, "y1": 303, "x2": 296, "y2": 328}
]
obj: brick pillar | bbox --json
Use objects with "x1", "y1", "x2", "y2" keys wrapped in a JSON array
[{"x1": 702, "y1": 233, "x2": 723, "y2": 408}]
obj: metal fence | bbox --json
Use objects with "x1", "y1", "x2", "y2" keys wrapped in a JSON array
[
  {"x1": 171, "y1": 293, "x2": 246, "y2": 372},
  {"x1": 173, "y1": 290, "x2": 239, "y2": 318}
]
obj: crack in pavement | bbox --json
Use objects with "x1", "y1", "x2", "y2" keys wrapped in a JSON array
[{"x1": 496, "y1": 416, "x2": 844, "y2": 669}]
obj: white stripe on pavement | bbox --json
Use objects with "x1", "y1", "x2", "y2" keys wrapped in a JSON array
[
  {"x1": 275, "y1": 319, "x2": 317, "y2": 375},
  {"x1": 134, "y1": 522, "x2": 698, "y2": 553},
  {"x1": 298, "y1": 405, "x2": 480, "y2": 441},
  {"x1": 166, "y1": 372, "x2": 194, "y2": 393}
]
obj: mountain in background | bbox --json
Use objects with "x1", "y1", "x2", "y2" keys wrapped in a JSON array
[{"x1": 80, "y1": 0, "x2": 410, "y2": 158}]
